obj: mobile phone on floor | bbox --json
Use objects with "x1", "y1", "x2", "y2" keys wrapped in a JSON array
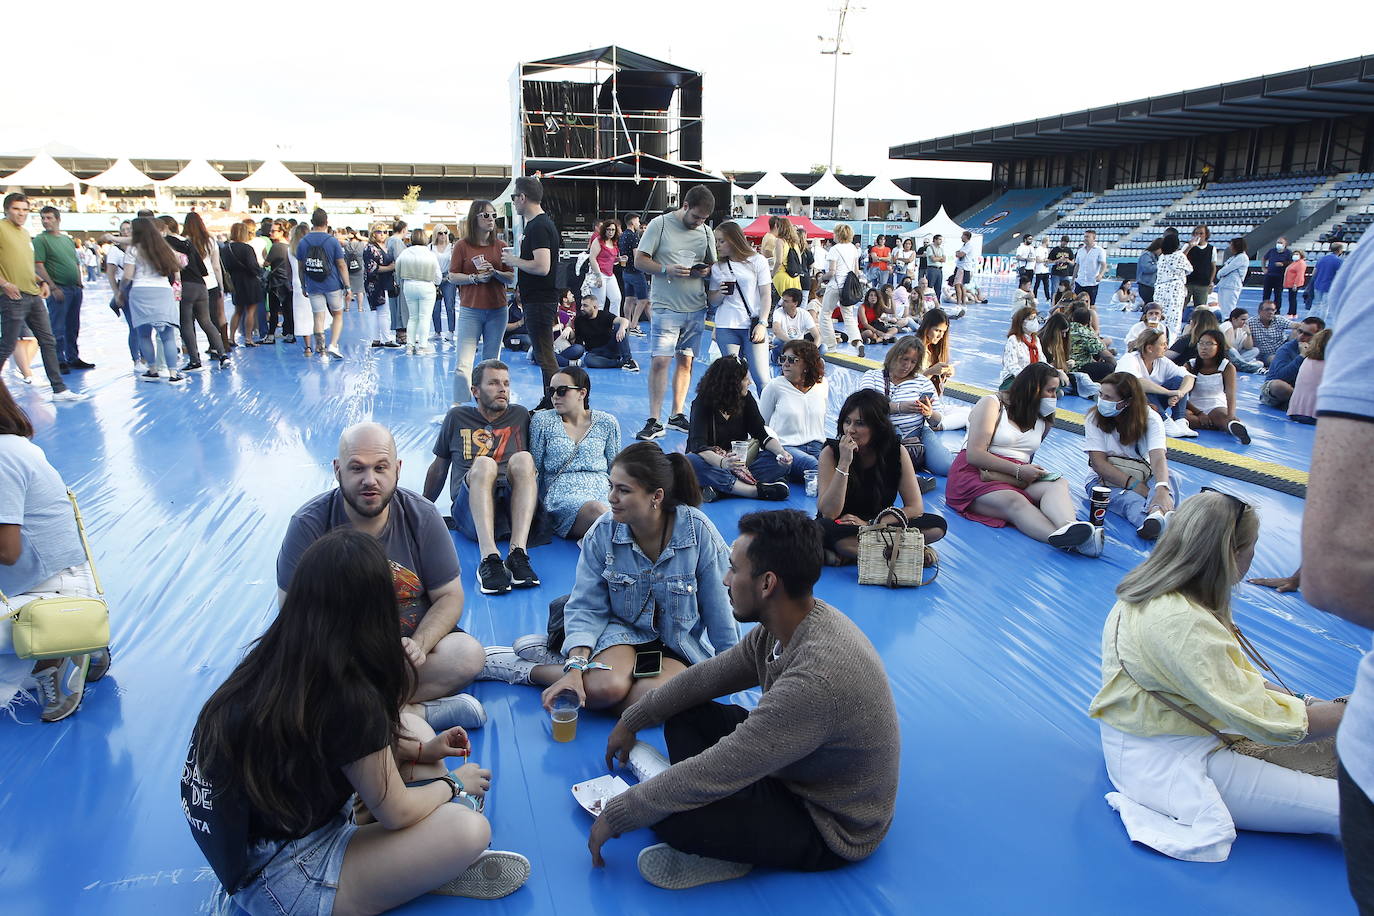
[{"x1": 633, "y1": 650, "x2": 663, "y2": 679}]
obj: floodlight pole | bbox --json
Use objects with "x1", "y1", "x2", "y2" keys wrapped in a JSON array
[{"x1": 821, "y1": 1, "x2": 857, "y2": 174}]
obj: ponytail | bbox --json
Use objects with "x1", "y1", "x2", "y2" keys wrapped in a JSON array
[
  {"x1": 612, "y1": 442, "x2": 702, "y2": 510},
  {"x1": 665, "y1": 453, "x2": 702, "y2": 509}
]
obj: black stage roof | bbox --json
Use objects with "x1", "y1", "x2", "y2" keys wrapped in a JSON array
[
  {"x1": 891, "y1": 55, "x2": 1374, "y2": 162},
  {"x1": 521, "y1": 46, "x2": 696, "y2": 86}
]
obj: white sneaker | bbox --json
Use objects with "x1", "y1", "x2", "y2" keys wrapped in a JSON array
[
  {"x1": 512, "y1": 633, "x2": 565, "y2": 667},
  {"x1": 430, "y1": 850, "x2": 530, "y2": 899},
  {"x1": 51, "y1": 389, "x2": 87, "y2": 402},
  {"x1": 1137, "y1": 510, "x2": 1167, "y2": 540},
  {"x1": 1173, "y1": 420, "x2": 1198, "y2": 438},
  {"x1": 1073, "y1": 527, "x2": 1105, "y2": 558},
  {"x1": 1047, "y1": 521, "x2": 1093, "y2": 550},
  {"x1": 326, "y1": 346, "x2": 343, "y2": 360}
]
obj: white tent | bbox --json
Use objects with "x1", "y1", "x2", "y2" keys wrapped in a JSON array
[
  {"x1": 742, "y1": 170, "x2": 805, "y2": 198},
  {"x1": 728, "y1": 183, "x2": 751, "y2": 200},
  {"x1": 236, "y1": 160, "x2": 313, "y2": 192},
  {"x1": 160, "y1": 159, "x2": 231, "y2": 189},
  {"x1": 1, "y1": 153, "x2": 81, "y2": 188},
  {"x1": 85, "y1": 158, "x2": 156, "y2": 189},
  {"x1": 860, "y1": 175, "x2": 915, "y2": 202},
  {"x1": 798, "y1": 171, "x2": 855, "y2": 199},
  {"x1": 900, "y1": 206, "x2": 969, "y2": 242}
]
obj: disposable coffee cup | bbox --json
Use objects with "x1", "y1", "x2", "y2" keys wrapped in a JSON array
[
  {"x1": 1090, "y1": 485, "x2": 1112, "y2": 527},
  {"x1": 804, "y1": 469, "x2": 819, "y2": 497},
  {"x1": 551, "y1": 691, "x2": 578, "y2": 743}
]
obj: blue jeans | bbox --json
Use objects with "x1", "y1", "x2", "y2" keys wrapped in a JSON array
[
  {"x1": 581, "y1": 337, "x2": 632, "y2": 368},
  {"x1": 1147, "y1": 375, "x2": 1189, "y2": 420},
  {"x1": 686, "y1": 451, "x2": 788, "y2": 492},
  {"x1": 433, "y1": 279, "x2": 457, "y2": 334},
  {"x1": 713, "y1": 327, "x2": 770, "y2": 392},
  {"x1": 752, "y1": 440, "x2": 823, "y2": 483},
  {"x1": 49, "y1": 284, "x2": 82, "y2": 362},
  {"x1": 137, "y1": 322, "x2": 180, "y2": 370},
  {"x1": 1084, "y1": 471, "x2": 1182, "y2": 529},
  {"x1": 924, "y1": 267, "x2": 943, "y2": 292},
  {"x1": 917, "y1": 425, "x2": 955, "y2": 476},
  {"x1": 453, "y1": 306, "x2": 508, "y2": 401},
  {"x1": 556, "y1": 343, "x2": 586, "y2": 367}
]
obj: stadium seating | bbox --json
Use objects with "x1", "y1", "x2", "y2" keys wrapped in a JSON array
[{"x1": 958, "y1": 186, "x2": 1071, "y2": 245}]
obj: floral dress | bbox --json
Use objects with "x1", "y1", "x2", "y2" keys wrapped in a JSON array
[
  {"x1": 362, "y1": 242, "x2": 394, "y2": 310},
  {"x1": 529, "y1": 408, "x2": 622, "y2": 537},
  {"x1": 1154, "y1": 251, "x2": 1193, "y2": 337}
]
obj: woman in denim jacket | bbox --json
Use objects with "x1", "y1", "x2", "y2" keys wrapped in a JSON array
[{"x1": 494, "y1": 443, "x2": 738, "y2": 715}]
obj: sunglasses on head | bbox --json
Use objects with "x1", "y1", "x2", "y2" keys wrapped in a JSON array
[
  {"x1": 548, "y1": 385, "x2": 585, "y2": 398},
  {"x1": 1200, "y1": 486, "x2": 1248, "y2": 527}
]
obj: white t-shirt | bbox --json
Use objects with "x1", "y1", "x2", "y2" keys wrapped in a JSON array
[
  {"x1": 772, "y1": 307, "x2": 816, "y2": 341},
  {"x1": 758, "y1": 376, "x2": 828, "y2": 446},
  {"x1": 1033, "y1": 245, "x2": 1051, "y2": 274},
  {"x1": 1015, "y1": 243, "x2": 1034, "y2": 270},
  {"x1": 954, "y1": 236, "x2": 981, "y2": 271},
  {"x1": 1117, "y1": 351, "x2": 1189, "y2": 386},
  {"x1": 124, "y1": 245, "x2": 173, "y2": 288},
  {"x1": 105, "y1": 245, "x2": 125, "y2": 273},
  {"x1": 1124, "y1": 321, "x2": 1169, "y2": 350},
  {"x1": 709, "y1": 253, "x2": 771, "y2": 329},
  {"x1": 825, "y1": 243, "x2": 860, "y2": 289},
  {"x1": 1082, "y1": 409, "x2": 1166, "y2": 459}
]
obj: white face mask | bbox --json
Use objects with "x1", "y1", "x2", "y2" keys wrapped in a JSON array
[
  {"x1": 1024, "y1": 318, "x2": 1041, "y2": 334},
  {"x1": 1039, "y1": 397, "x2": 1058, "y2": 418},
  {"x1": 1096, "y1": 397, "x2": 1123, "y2": 417}
]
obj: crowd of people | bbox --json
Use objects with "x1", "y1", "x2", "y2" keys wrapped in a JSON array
[{"x1": 1, "y1": 177, "x2": 1369, "y2": 915}]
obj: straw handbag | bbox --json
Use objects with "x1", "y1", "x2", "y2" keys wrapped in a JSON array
[
  {"x1": 857, "y1": 507, "x2": 936, "y2": 588},
  {"x1": 1, "y1": 490, "x2": 109, "y2": 659}
]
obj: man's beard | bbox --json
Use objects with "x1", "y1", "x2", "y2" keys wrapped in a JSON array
[{"x1": 342, "y1": 483, "x2": 394, "y2": 519}]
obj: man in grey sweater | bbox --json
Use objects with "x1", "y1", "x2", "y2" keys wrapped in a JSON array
[{"x1": 590, "y1": 509, "x2": 899, "y2": 889}]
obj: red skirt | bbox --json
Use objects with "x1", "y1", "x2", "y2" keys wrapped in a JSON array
[{"x1": 943, "y1": 450, "x2": 1033, "y2": 528}]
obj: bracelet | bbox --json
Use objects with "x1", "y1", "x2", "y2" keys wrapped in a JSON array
[
  {"x1": 1014, "y1": 466, "x2": 1022, "y2": 482},
  {"x1": 564, "y1": 655, "x2": 590, "y2": 673},
  {"x1": 835, "y1": 468, "x2": 849, "y2": 477}
]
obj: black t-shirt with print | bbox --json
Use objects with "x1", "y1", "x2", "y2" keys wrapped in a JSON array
[{"x1": 1049, "y1": 246, "x2": 1073, "y2": 278}]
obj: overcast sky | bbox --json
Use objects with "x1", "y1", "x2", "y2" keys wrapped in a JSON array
[{"x1": 5, "y1": 1, "x2": 1369, "y2": 182}]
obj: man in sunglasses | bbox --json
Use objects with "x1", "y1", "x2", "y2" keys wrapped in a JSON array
[
  {"x1": 1258, "y1": 315, "x2": 1325, "y2": 410},
  {"x1": 1302, "y1": 238, "x2": 1374, "y2": 914},
  {"x1": 425, "y1": 359, "x2": 541, "y2": 597}
]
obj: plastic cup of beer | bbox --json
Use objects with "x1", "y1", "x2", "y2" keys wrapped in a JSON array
[
  {"x1": 551, "y1": 691, "x2": 579, "y2": 743},
  {"x1": 804, "y1": 469, "x2": 819, "y2": 497},
  {"x1": 731, "y1": 440, "x2": 752, "y2": 466}
]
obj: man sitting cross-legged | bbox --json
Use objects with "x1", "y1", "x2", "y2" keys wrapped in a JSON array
[
  {"x1": 425, "y1": 359, "x2": 541, "y2": 596},
  {"x1": 276, "y1": 422, "x2": 486, "y2": 732},
  {"x1": 588, "y1": 508, "x2": 899, "y2": 890}
]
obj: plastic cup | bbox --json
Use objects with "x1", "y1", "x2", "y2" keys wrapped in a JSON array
[
  {"x1": 550, "y1": 691, "x2": 578, "y2": 743},
  {"x1": 804, "y1": 469, "x2": 819, "y2": 497},
  {"x1": 1090, "y1": 485, "x2": 1112, "y2": 527},
  {"x1": 731, "y1": 440, "x2": 751, "y2": 465}
]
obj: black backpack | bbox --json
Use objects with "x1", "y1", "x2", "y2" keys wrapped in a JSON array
[
  {"x1": 785, "y1": 243, "x2": 804, "y2": 278},
  {"x1": 345, "y1": 244, "x2": 362, "y2": 273},
  {"x1": 303, "y1": 240, "x2": 330, "y2": 282}
]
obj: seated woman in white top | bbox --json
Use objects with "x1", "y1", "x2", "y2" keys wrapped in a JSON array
[
  {"x1": 1116, "y1": 329, "x2": 1196, "y2": 438},
  {"x1": 1000, "y1": 306, "x2": 1067, "y2": 391},
  {"x1": 859, "y1": 335, "x2": 955, "y2": 476},
  {"x1": 943, "y1": 363, "x2": 1100, "y2": 555},
  {"x1": 1088, "y1": 491, "x2": 1344, "y2": 862},
  {"x1": 889, "y1": 279, "x2": 919, "y2": 332},
  {"x1": 1112, "y1": 279, "x2": 1142, "y2": 312},
  {"x1": 1183, "y1": 329, "x2": 1250, "y2": 444},
  {"x1": 707, "y1": 222, "x2": 772, "y2": 393},
  {"x1": 757, "y1": 339, "x2": 828, "y2": 484},
  {"x1": 1124, "y1": 303, "x2": 1170, "y2": 352},
  {"x1": 1083, "y1": 372, "x2": 1181, "y2": 540}
]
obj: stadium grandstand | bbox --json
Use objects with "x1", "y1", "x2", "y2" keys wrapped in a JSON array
[{"x1": 892, "y1": 54, "x2": 1374, "y2": 283}]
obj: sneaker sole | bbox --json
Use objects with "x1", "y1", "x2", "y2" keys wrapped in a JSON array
[
  {"x1": 666, "y1": 422, "x2": 690, "y2": 433},
  {"x1": 1137, "y1": 517, "x2": 1163, "y2": 540},
  {"x1": 1228, "y1": 422, "x2": 1251, "y2": 445},
  {"x1": 636, "y1": 844, "x2": 752, "y2": 890},
  {"x1": 636, "y1": 428, "x2": 666, "y2": 440},
  {"x1": 1048, "y1": 523, "x2": 1092, "y2": 549},
  {"x1": 431, "y1": 851, "x2": 530, "y2": 899},
  {"x1": 478, "y1": 582, "x2": 512, "y2": 595}
]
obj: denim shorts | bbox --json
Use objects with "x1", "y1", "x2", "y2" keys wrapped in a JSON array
[
  {"x1": 308, "y1": 290, "x2": 346, "y2": 314},
  {"x1": 623, "y1": 271, "x2": 649, "y2": 299},
  {"x1": 231, "y1": 804, "x2": 357, "y2": 916},
  {"x1": 650, "y1": 309, "x2": 705, "y2": 359},
  {"x1": 452, "y1": 475, "x2": 513, "y2": 542}
]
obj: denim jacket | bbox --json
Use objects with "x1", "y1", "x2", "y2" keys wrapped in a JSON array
[{"x1": 562, "y1": 504, "x2": 739, "y2": 663}]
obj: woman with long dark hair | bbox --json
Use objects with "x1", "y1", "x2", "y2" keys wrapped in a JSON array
[
  {"x1": 1039, "y1": 312, "x2": 1072, "y2": 388},
  {"x1": 528, "y1": 366, "x2": 621, "y2": 540},
  {"x1": 685, "y1": 356, "x2": 792, "y2": 502},
  {"x1": 917, "y1": 307, "x2": 955, "y2": 392},
  {"x1": 1083, "y1": 371, "x2": 1180, "y2": 540},
  {"x1": 450, "y1": 200, "x2": 513, "y2": 399},
  {"x1": 815, "y1": 388, "x2": 947, "y2": 566},
  {"x1": 223, "y1": 221, "x2": 262, "y2": 347},
  {"x1": 117, "y1": 216, "x2": 186, "y2": 382},
  {"x1": 584, "y1": 219, "x2": 622, "y2": 317},
  {"x1": 492, "y1": 442, "x2": 738, "y2": 713},
  {"x1": 859, "y1": 335, "x2": 955, "y2": 476},
  {"x1": 182, "y1": 528, "x2": 528, "y2": 912},
  {"x1": 184, "y1": 212, "x2": 231, "y2": 361},
  {"x1": 945, "y1": 363, "x2": 1099, "y2": 554}
]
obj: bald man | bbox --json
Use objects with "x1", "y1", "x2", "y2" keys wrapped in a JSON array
[{"x1": 275, "y1": 422, "x2": 487, "y2": 730}]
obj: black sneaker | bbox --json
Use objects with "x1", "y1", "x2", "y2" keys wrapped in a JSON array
[
  {"x1": 757, "y1": 481, "x2": 789, "y2": 501},
  {"x1": 623, "y1": 359, "x2": 640, "y2": 372},
  {"x1": 382, "y1": 340, "x2": 404, "y2": 348},
  {"x1": 262, "y1": 335, "x2": 275, "y2": 344},
  {"x1": 370, "y1": 340, "x2": 384, "y2": 348},
  {"x1": 70, "y1": 359, "x2": 96, "y2": 370},
  {"x1": 667, "y1": 413, "x2": 690, "y2": 432},
  {"x1": 181, "y1": 361, "x2": 204, "y2": 372},
  {"x1": 58, "y1": 362, "x2": 71, "y2": 374},
  {"x1": 636, "y1": 418, "x2": 665, "y2": 440},
  {"x1": 504, "y1": 548, "x2": 540, "y2": 588},
  {"x1": 167, "y1": 373, "x2": 188, "y2": 384},
  {"x1": 478, "y1": 554, "x2": 512, "y2": 595},
  {"x1": 284, "y1": 335, "x2": 297, "y2": 344},
  {"x1": 139, "y1": 370, "x2": 161, "y2": 382}
]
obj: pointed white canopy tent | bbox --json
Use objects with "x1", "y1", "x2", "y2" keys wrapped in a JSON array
[
  {"x1": 799, "y1": 170, "x2": 854, "y2": 199},
  {"x1": 742, "y1": 170, "x2": 805, "y2": 198},
  {"x1": 1, "y1": 153, "x2": 85, "y2": 210},
  {"x1": 860, "y1": 175, "x2": 915, "y2": 203},
  {"x1": 85, "y1": 158, "x2": 156, "y2": 189},
  {"x1": 1, "y1": 153, "x2": 82, "y2": 188},
  {"x1": 899, "y1": 206, "x2": 968, "y2": 242},
  {"x1": 236, "y1": 159, "x2": 314, "y2": 192},
  {"x1": 160, "y1": 159, "x2": 232, "y2": 190}
]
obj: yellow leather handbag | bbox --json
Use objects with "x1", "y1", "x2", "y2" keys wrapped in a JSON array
[{"x1": 1, "y1": 490, "x2": 109, "y2": 659}]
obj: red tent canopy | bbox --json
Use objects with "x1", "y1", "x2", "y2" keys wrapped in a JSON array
[{"x1": 738, "y1": 214, "x2": 833, "y2": 239}]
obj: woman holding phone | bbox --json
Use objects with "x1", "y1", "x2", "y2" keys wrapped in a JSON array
[
  {"x1": 945, "y1": 363, "x2": 1100, "y2": 554},
  {"x1": 487, "y1": 443, "x2": 738, "y2": 715}
]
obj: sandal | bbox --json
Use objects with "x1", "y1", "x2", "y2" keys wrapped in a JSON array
[{"x1": 303, "y1": 347, "x2": 313, "y2": 356}]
